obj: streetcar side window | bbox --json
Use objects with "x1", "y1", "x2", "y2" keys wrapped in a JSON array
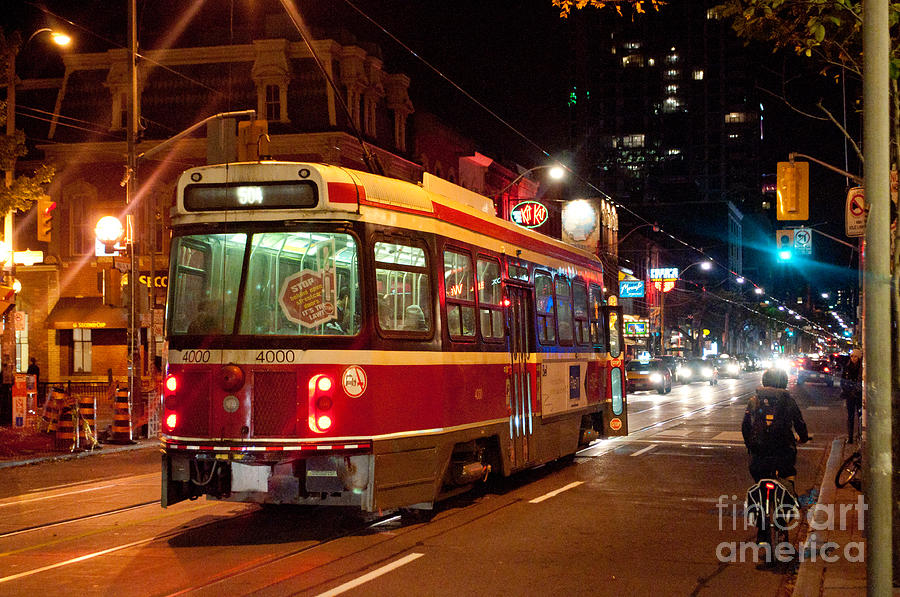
[
  {"x1": 589, "y1": 283, "x2": 606, "y2": 351},
  {"x1": 534, "y1": 271, "x2": 556, "y2": 345},
  {"x1": 169, "y1": 234, "x2": 246, "y2": 335},
  {"x1": 374, "y1": 241, "x2": 432, "y2": 334},
  {"x1": 508, "y1": 262, "x2": 529, "y2": 281},
  {"x1": 555, "y1": 275, "x2": 573, "y2": 345},
  {"x1": 477, "y1": 256, "x2": 503, "y2": 341},
  {"x1": 573, "y1": 280, "x2": 589, "y2": 346},
  {"x1": 240, "y1": 231, "x2": 361, "y2": 336},
  {"x1": 443, "y1": 248, "x2": 476, "y2": 339}
]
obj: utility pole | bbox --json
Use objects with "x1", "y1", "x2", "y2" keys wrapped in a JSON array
[
  {"x1": 862, "y1": 0, "x2": 892, "y2": 593},
  {"x1": 125, "y1": 0, "x2": 139, "y2": 438}
]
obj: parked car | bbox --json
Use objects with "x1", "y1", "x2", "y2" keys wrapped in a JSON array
[
  {"x1": 683, "y1": 358, "x2": 718, "y2": 385},
  {"x1": 797, "y1": 357, "x2": 835, "y2": 386},
  {"x1": 715, "y1": 357, "x2": 743, "y2": 378},
  {"x1": 625, "y1": 359, "x2": 673, "y2": 394}
]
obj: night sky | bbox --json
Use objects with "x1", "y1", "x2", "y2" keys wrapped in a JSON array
[{"x1": 3, "y1": 0, "x2": 860, "y2": 290}]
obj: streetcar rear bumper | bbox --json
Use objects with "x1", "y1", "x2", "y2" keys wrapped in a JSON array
[{"x1": 161, "y1": 437, "x2": 374, "y2": 510}]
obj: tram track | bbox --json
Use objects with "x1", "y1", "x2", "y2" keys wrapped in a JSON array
[{"x1": 0, "y1": 500, "x2": 160, "y2": 539}]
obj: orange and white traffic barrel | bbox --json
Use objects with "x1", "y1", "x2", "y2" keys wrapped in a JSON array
[
  {"x1": 55, "y1": 406, "x2": 75, "y2": 451},
  {"x1": 107, "y1": 386, "x2": 134, "y2": 445}
]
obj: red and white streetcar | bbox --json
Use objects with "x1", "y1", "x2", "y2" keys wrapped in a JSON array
[{"x1": 161, "y1": 161, "x2": 627, "y2": 512}]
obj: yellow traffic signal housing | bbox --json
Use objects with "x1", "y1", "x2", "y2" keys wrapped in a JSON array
[
  {"x1": 776, "y1": 229, "x2": 795, "y2": 249},
  {"x1": 237, "y1": 120, "x2": 270, "y2": 161},
  {"x1": 36, "y1": 197, "x2": 56, "y2": 242},
  {"x1": 776, "y1": 161, "x2": 809, "y2": 221}
]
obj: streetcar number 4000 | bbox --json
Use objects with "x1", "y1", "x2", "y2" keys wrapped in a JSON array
[{"x1": 256, "y1": 350, "x2": 296, "y2": 363}]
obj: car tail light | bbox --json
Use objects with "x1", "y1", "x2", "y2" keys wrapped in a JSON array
[
  {"x1": 824, "y1": 367, "x2": 830, "y2": 373},
  {"x1": 308, "y1": 373, "x2": 334, "y2": 433}
]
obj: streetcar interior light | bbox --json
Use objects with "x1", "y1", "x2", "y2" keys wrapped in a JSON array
[
  {"x1": 165, "y1": 412, "x2": 177, "y2": 430},
  {"x1": 317, "y1": 415, "x2": 333, "y2": 430},
  {"x1": 165, "y1": 375, "x2": 178, "y2": 393},
  {"x1": 317, "y1": 376, "x2": 333, "y2": 392}
]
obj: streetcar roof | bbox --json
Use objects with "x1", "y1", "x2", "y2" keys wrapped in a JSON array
[{"x1": 173, "y1": 161, "x2": 603, "y2": 273}]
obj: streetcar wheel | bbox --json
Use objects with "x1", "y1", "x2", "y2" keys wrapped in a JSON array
[{"x1": 400, "y1": 508, "x2": 434, "y2": 523}]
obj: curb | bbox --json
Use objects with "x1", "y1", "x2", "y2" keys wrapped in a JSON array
[
  {"x1": 0, "y1": 439, "x2": 157, "y2": 470},
  {"x1": 793, "y1": 437, "x2": 845, "y2": 597}
]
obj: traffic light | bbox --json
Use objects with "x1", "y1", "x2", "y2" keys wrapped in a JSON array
[
  {"x1": 776, "y1": 229, "x2": 794, "y2": 260},
  {"x1": 776, "y1": 161, "x2": 809, "y2": 221},
  {"x1": 37, "y1": 198, "x2": 56, "y2": 242}
]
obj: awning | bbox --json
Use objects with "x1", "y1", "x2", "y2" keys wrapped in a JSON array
[{"x1": 47, "y1": 297, "x2": 128, "y2": 330}]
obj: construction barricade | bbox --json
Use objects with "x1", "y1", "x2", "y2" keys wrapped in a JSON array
[
  {"x1": 76, "y1": 394, "x2": 100, "y2": 450},
  {"x1": 108, "y1": 386, "x2": 135, "y2": 445},
  {"x1": 55, "y1": 405, "x2": 75, "y2": 451}
]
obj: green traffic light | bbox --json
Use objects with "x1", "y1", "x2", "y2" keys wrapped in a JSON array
[{"x1": 778, "y1": 249, "x2": 792, "y2": 260}]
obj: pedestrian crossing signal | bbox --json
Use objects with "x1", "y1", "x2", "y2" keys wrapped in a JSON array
[{"x1": 37, "y1": 198, "x2": 56, "y2": 242}]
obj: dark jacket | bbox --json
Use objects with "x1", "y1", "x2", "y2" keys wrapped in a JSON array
[
  {"x1": 742, "y1": 387, "x2": 809, "y2": 455},
  {"x1": 841, "y1": 356, "x2": 862, "y2": 393}
]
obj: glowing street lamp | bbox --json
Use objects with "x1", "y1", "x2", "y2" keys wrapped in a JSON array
[
  {"x1": 95, "y1": 215, "x2": 125, "y2": 251},
  {"x1": 494, "y1": 163, "x2": 567, "y2": 221}
]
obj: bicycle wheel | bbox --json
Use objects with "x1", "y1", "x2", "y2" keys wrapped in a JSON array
[{"x1": 835, "y1": 452, "x2": 862, "y2": 488}]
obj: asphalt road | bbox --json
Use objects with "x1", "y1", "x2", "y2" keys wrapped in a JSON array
[{"x1": 0, "y1": 372, "x2": 848, "y2": 596}]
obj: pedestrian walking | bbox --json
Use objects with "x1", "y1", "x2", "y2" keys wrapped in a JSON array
[
  {"x1": 841, "y1": 349, "x2": 863, "y2": 443},
  {"x1": 26, "y1": 357, "x2": 40, "y2": 386}
]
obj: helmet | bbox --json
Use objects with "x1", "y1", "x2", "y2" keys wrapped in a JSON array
[{"x1": 762, "y1": 368, "x2": 788, "y2": 389}]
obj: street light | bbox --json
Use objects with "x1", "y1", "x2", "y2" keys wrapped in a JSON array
[
  {"x1": 95, "y1": 216, "x2": 125, "y2": 251},
  {"x1": 494, "y1": 164, "x2": 566, "y2": 220}
]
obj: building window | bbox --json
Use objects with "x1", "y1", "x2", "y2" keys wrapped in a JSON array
[
  {"x1": 665, "y1": 53, "x2": 679, "y2": 64},
  {"x1": 693, "y1": 69, "x2": 705, "y2": 80},
  {"x1": 15, "y1": 313, "x2": 28, "y2": 372},
  {"x1": 665, "y1": 84, "x2": 679, "y2": 94},
  {"x1": 663, "y1": 97, "x2": 683, "y2": 113},
  {"x1": 74, "y1": 328, "x2": 92, "y2": 373},
  {"x1": 725, "y1": 112, "x2": 750, "y2": 123},
  {"x1": 622, "y1": 54, "x2": 645, "y2": 68},
  {"x1": 265, "y1": 85, "x2": 281, "y2": 121},
  {"x1": 622, "y1": 134, "x2": 645, "y2": 148},
  {"x1": 623, "y1": 41, "x2": 641, "y2": 50},
  {"x1": 667, "y1": 148, "x2": 681, "y2": 156},
  {"x1": 664, "y1": 69, "x2": 680, "y2": 79}
]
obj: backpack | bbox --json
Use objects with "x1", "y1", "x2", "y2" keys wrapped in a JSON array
[{"x1": 748, "y1": 392, "x2": 778, "y2": 450}]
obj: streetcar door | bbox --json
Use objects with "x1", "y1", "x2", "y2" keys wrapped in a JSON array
[{"x1": 506, "y1": 284, "x2": 535, "y2": 468}]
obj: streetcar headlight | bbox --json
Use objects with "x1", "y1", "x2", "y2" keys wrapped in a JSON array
[{"x1": 650, "y1": 373, "x2": 662, "y2": 383}]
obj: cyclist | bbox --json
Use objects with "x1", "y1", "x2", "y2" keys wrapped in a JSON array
[{"x1": 742, "y1": 368, "x2": 810, "y2": 496}]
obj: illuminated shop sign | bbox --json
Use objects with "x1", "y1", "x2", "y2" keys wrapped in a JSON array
[{"x1": 510, "y1": 201, "x2": 548, "y2": 228}]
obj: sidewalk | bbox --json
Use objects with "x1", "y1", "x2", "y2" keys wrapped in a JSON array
[
  {"x1": 793, "y1": 439, "x2": 870, "y2": 597},
  {"x1": 0, "y1": 424, "x2": 156, "y2": 469}
]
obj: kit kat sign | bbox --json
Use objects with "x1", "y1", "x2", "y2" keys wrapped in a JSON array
[{"x1": 510, "y1": 201, "x2": 548, "y2": 229}]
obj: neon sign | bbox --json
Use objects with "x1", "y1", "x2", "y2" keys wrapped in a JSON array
[
  {"x1": 649, "y1": 267, "x2": 678, "y2": 293},
  {"x1": 510, "y1": 201, "x2": 549, "y2": 228}
]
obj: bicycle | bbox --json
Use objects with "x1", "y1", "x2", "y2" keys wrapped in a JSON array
[
  {"x1": 834, "y1": 449, "x2": 862, "y2": 491},
  {"x1": 746, "y1": 477, "x2": 801, "y2": 558}
]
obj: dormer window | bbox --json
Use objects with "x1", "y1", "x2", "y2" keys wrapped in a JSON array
[{"x1": 265, "y1": 85, "x2": 281, "y2": 121}]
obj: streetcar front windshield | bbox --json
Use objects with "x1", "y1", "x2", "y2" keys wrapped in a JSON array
[{"x1": 168, "y1": 231, "x2": 361, "y2": 336}]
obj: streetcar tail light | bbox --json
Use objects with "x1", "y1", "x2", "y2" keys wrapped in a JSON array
[
  {"x1": 308, "y1": 373, "x2": 335, "y2": 434},
  {"x1": 501, "y1": 298, "x2": 511, "y2": 307},
  {"x1": 165, "y1": 374, "x2": 178, "y2": 393},
  {"x1": 164, "y1": 412, "x2": 178, "y2": 431},
  {"x1": 764, "y1": 481, "x2": 775, "y2": 490}
]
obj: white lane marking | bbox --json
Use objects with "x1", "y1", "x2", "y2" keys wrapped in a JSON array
[
  {"x1": 0, "y1": 484, "x2": 116, "y2": 508},
  {"x1": 630, "y1": 445, "x2": 656, "y2": 457},
  {"x1": 529, "y1": 481, "x2": 584, "y2": 504},
  {"x1": 0, "y1": 537, "x2": 152, "y2": 584},
  {"x1": 655, "y1": 429, "x2": 693, "y2": 437},
  {"x1": 313, "y1": 553, "x2": 425, "y2": 597}
]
